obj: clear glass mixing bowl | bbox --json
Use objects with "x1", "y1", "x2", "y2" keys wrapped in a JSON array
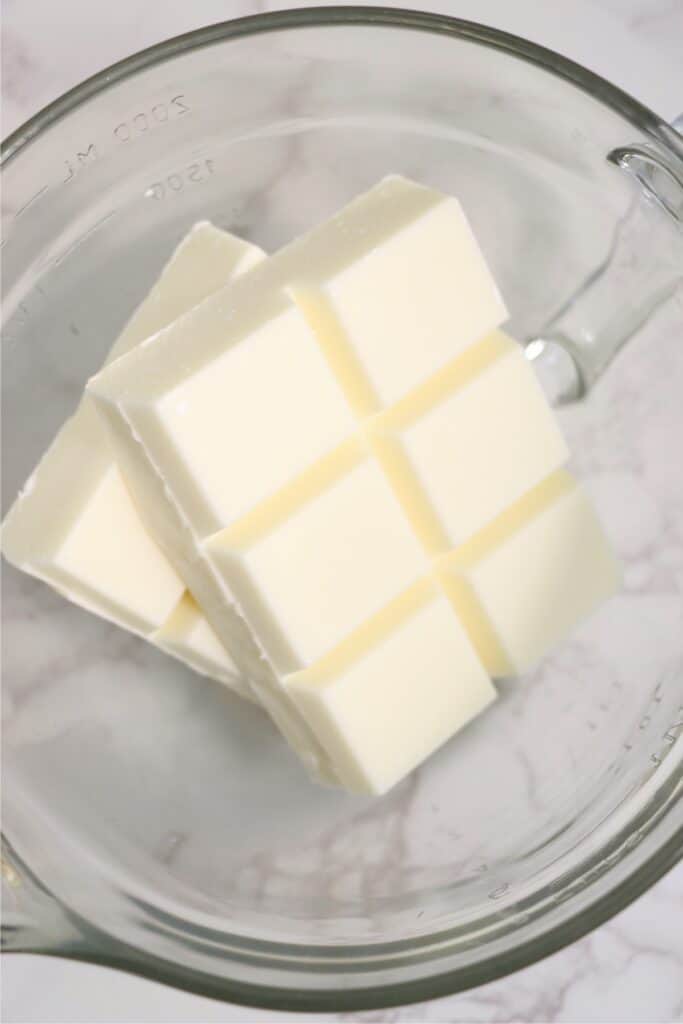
[{"x1": 2, "y1": 8, "x2": 682, "y2": 1012}]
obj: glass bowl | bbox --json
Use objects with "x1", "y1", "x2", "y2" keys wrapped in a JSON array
[{"x1": 2, "y1": 8, "x2": 682, "y2": 1012}]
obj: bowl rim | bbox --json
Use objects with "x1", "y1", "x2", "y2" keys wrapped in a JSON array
[
  {"x1": 2, "y1": 5, "x2": 682, "y2": 1012},
  {"x1": 2, "y1": 5, "x2": 683, "y2": 163}
]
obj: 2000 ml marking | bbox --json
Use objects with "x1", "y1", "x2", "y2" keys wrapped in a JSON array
[
  {"x1": 62, "y1": 96, "x2": 191, "y2": 182},
  {"x1": 63, "y1": 143, "x2": 98, "y2": 182},
  {"x1": 113, "y1": 95, "x2": 190, "y2": 142}
]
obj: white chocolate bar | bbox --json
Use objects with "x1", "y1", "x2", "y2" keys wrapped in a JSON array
[
  {"x1": 87, "y1": 178, "x2": 617, "y2": 791},
  {"x1": 87, "y1": 177, "x2": 507, "y2": 785},
  {"x1": 2, "y1": 223, "x2": 264, "y2": 695},
  {"x1": 287, "y1": 581, "x2": 496, "y2": 794},
  {"x1": 437, "y1": 471, "x2": 620, "y2": 676}
]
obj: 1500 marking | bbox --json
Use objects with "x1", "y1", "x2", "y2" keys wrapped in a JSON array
[{"x1": 147, "y1": 159, "x2": 215, "y2": 199}]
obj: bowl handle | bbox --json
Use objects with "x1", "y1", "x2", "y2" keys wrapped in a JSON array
[{"x1": 527, "y1": 117, "x2": 683, "y2": 405}]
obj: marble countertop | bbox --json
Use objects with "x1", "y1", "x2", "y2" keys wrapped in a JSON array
[{"x1": 2, "y1": 2, "x2": 682, "y2": 1022}]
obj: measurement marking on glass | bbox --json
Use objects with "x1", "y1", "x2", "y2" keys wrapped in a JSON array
[
  {"x1": 14, "y1": 184, "x2": 49, "y2": 218},
  {"x1": 3, "y1": 286, "x2": 49, "y2": 344},
  {"x1": 63, "y1": 143, "x2": 99, "y2": 183},
  {"x1": 113, "y1": 95, "x2": 190, "y2": 142},
  {"x1": 663, "y1": 720, "x2": 683, "y2": 744},
  {"x1": 61, "y1": 97, "x2": 192, "y2": 183},
  {"x1": 146, "y1": 159, "x2": 215, "y2": 200}
]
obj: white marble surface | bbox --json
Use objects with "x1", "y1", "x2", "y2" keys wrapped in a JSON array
[{"x1": 2, "y1": 2, "x2": 683, "y2": 1022}]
